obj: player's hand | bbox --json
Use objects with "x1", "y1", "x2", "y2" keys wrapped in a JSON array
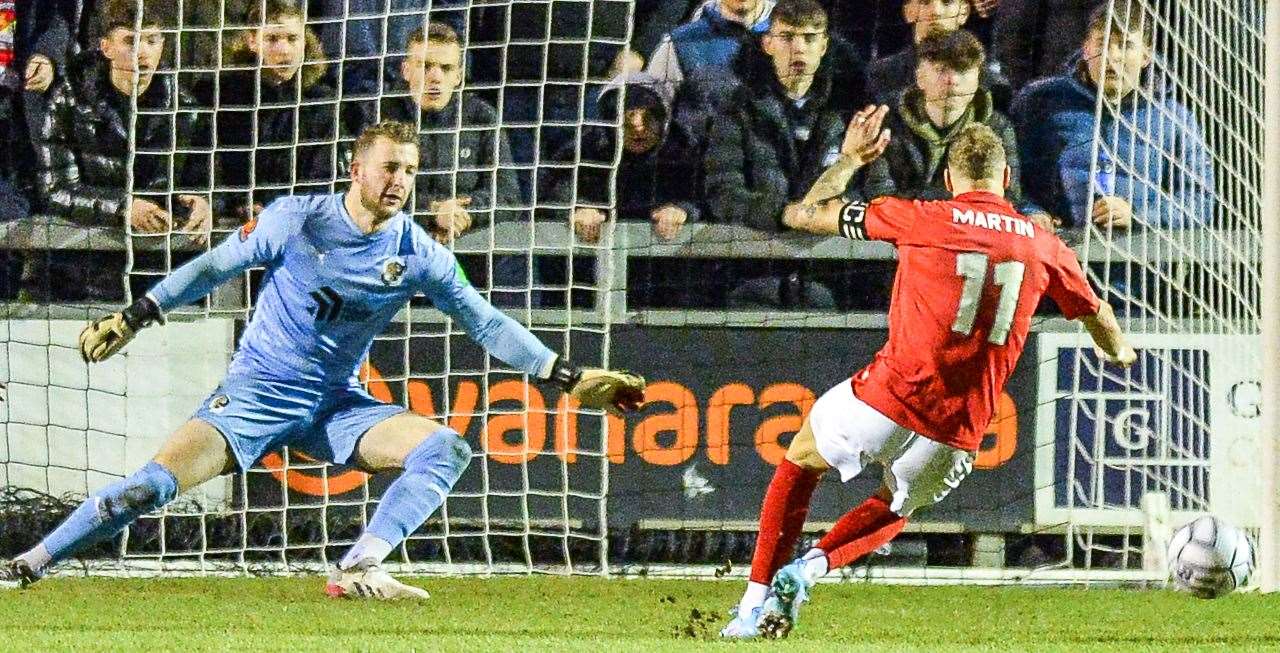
[
  {"x1": 572, "y1": 207, "x2": 607, "y2": 243},
  {"x1": 1101, "y1": 344, "x2": 1138, "y2": 368},
  {"x1": 971, "y1": 0, "x2": 999, "y2": 18},
  {"x1": 78, "y1": 312, "x2": 137, "y2": 363},
  {"x1": 650, "y1": 205, "x2": 687, "y2": 241},
  {"x1": 840, "y1": 104, "x2": 892, "y2": 166},
  {"x1": 430, "y1": 197, "x2": 473, "y2": 242},
  {"x1": 1028, "y1": 212, "x2": 1058, "y2": 233},
  {"x1": 1092, "y1": 196, "x2": 1133, "y2": 230},
  {"x1": 24, "y1": 54, "x2": 55, "y2": 92},
  {"x1": 129, "y1": 197, "x2": 171, "y2": 234},
  {"x1": 569, "y1": 369, "x2": 646, "y2": 415},
  {"x1": 177, "y1": 195, "x2": 213, "y2": 246}
]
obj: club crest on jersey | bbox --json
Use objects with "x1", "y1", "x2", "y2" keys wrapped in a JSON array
[
  {"x1": 380, "y1": 257, "x2": 406, "y2": 286},
  {"x1": 209, "y1": 395, "x2": 229, "y2": 413}
]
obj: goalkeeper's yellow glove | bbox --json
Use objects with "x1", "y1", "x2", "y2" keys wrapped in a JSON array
[
  {"x1": 548, "y1": 357, "x2": 645, "y2": 415},
  {"x1": 78, "y1": 296, "x2": 163, "y2": 363}
]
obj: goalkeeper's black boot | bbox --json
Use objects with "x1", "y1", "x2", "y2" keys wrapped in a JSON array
[{"x1": 0, "y1": 559, "x2": 41, "y2": 590}]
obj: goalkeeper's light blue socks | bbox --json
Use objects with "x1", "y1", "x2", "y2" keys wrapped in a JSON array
[
  {"x1": 339, "y1": 429, "x2": 472, "y2": 570},
  {"x1": 19, "y1": 461, "x2": 179, "y2": 574}
]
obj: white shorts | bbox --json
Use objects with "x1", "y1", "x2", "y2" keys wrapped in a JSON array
[{"x1": 809, "y1": 381, "x2": 974, "y2": 517}]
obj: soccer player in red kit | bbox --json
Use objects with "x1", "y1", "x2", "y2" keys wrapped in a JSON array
[{"x1": 720, "y1": 115, "x2": 1137, "y2": 640}]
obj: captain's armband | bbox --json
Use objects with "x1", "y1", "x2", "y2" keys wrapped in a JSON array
[{"x1": 838, "y1": 201, "x2": 869, "y2": 240}]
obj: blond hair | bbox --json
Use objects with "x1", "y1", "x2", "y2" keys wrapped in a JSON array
[
  {"x1": 946, "y1": 124, "x2": 1006, "y2": 183},
  {"x1": 353, "y1": 120, "x2": 420, "y2": 159}
]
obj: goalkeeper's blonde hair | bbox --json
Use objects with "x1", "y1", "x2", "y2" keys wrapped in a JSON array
[
  {"x1": 353, "y1": 120, "x2": 420, "y2": 159},
  {"x1": 946, "y1": 124, "x2": 1006, "y2": 183}
]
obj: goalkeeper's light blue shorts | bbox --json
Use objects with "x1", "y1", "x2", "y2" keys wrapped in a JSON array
[{"x1": 192, "y1": 374, "x2": 406, "y2": 471}]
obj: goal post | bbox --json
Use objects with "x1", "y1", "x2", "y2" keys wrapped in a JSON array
[{"x1": 1260, "y1": 0, "x2": 1280, "y2": 595}]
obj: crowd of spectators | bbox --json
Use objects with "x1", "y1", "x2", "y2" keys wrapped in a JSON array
[{"x1": 0, "y1": 0, "x2": 1216, "y2": 310}]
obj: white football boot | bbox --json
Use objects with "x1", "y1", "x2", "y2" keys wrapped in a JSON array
[{"x1": 325, "y1": 558, "x2": 429, "y2": 600}]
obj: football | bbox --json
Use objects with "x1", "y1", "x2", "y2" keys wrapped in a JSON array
[{"x1": 1167, "y1": 516, "x2": 1255, "y2": 599}]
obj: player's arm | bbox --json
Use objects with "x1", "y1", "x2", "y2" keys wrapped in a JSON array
[
  {"x1": 1078, "y1": 301, "x2": 1137, "y2": 366},
  {"x1": 1046, "y1": 238, "x2": 1137, "y2": 366},
  {"x1": 415, "y1": 251, "x2": 645, "y2": 414},
  {"x1": 78, "y1": 198, "x2": 301, "y2": 363},
  {"x1": 798, "y1": 105, "x2": 891, "y2": 207}
]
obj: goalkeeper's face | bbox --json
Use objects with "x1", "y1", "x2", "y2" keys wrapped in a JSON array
[{"x1": 352, "y1": 138, "x2": 419, "y2": 219}]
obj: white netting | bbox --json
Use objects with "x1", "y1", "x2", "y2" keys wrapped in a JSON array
[
  {"x1": 1, "y1": 0, "x2": 630, "y2": 574},
  {"x1": 1046, "y1": 0, "x2": 1263, "y2": 579}
]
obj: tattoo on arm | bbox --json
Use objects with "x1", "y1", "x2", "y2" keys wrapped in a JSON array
[{"x1": 802, "y1": 156, "x2": 861, "y2": 205}]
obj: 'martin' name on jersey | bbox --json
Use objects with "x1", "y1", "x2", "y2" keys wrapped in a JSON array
[{"x1": 951, "y1": 208, "x2": 1035, "y2": 238}]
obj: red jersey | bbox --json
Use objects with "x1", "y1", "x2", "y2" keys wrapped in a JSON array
[{"x1": 841, "y1": 192, "x2": 1100, "y2": 451}]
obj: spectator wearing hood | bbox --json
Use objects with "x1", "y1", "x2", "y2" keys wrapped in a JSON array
[
  {"x1": 1012, "y1": 2, "x2": 1212, "y2": 233},
  {"x1": 381, "y1": 22, "x2": 520, "y2": 240},
  {"x1": 865, "y1": 0, "x2": 1011, "y2": 111},
  {"x1": 863, "y1": 30, "x2": 1047, "y2": 226},
  {"x1": 993, "y1": 0, "x2": 1106, "y2": 92},
  {"x1": 543, "y1": 71, "x2": 702, "y2": 245},
  {"x1": 539, "y1": 71, "x2": 706, "y2": 307},
  {"x1": 704, "y1": 0, "x2": 862, "y2": 309}
]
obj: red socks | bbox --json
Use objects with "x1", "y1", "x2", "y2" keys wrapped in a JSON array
[
  {"x1": 748, "y1": 459, "x2": 821, "y2": 585},
  {"x1": 817, "y1": 495, "x2": 907, "y2": 570}
]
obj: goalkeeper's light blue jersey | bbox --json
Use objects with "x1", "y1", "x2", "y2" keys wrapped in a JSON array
[{"x1": 147, "y1": 192, "x2": 556, "y2": 388}]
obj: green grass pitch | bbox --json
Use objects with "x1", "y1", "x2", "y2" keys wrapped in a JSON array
[{"x1": 0, "y1": 576, "x2": 1275, "y2": 651}]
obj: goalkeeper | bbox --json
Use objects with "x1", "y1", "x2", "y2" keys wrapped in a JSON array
[{"x1": 0, "y1": 120, "x2": 645, "y2": 599}]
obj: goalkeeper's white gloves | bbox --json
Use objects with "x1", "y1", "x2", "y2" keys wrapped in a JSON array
[
  {"x1": 548, "y1": 357, "x2": 646, "y2": 415},
  {"x1": 78, "y1": 296, "x2": 163, "y2": 363}
]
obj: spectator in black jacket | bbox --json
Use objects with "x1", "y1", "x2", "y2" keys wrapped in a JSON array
[
  {"x1": 204, "y1": 0, "x2": 336, "y2": 222},
  {"x1": 704, "y1": 0, "x2": 861, "y2": 309},
  {"x1": 994, "y1": 0, "x2": 1105, "y2": 92},
  {"x1": 382, "y1": 23, "x2": 520, "y2": 240},
  {"x1": 25, "y1": 0, "x2": 210, "y2": 301},
  {"x1": 862, "y1": 30, "x2": 1049, "y2": 227},
  {"x1": 865, "y1": 0, "x2": 1011, "y2": 110}
]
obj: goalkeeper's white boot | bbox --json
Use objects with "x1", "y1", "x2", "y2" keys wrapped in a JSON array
[
  {"x1": 325, "y1": 559, "x2": 429, "y2": 600},
  {"x1": 759, "y1": 558, "x2": 814, "y2": 639},
  {"x1": 0, "y1": 559, "x2": 41, "y2": 590}
]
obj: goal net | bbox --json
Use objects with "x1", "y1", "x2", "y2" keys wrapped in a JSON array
[
  {"x1": 1042, "y1": 0, "x2": 1264, "y2": 582},
  {"x1": 1, "y1": 0, "x2": 631, "y2": 574}
]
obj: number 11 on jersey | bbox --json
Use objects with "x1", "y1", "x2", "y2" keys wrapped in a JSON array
[{"x1": 951, "y1": 253, "x2": 1026, "y2": 346}]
